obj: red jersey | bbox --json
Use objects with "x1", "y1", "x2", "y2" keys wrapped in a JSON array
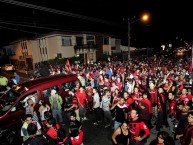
[
  {"x1": 116, "y1": 81, "x2": 123, "y2": 91},
  {"x1": 179, "y1": 94, "x2": 189, "y2": 103},
  {"x1": 104, "y1": 80, "x2": 110, "y2": 89},
  {"x1": 76, "y1": 91, "x2": 87, "y2": 107},
  {"x1": 182, "y1": 125, "x2": 193, "y2": 145},
  {"x1": 119, "y1": 67, "x2": 125, "y2": 74},
  {"x1": 88, "y1": 73, "x2": 94, "y2": 80},
  {"x1": 112, "y1": 92, "x2": 120, "y2": 104},
  {"x1": 187, "y1": 94, "x2": 193, "y2": 101},
  {"x1": 126, "y1": 97, "x2": 134, "y2": 106},
  {"x1": 168, "y1": 99, "x2": 176, "y2": 117},
  {"x1": 140, "y1": 99, "x2": 152, "y2": 114},
  {"x1": 129, "y1": 118, "x2": 150, "y2": 143},
  {"x1": 46, "y1": 124, "x2": 61, "y2": 140},
  {"x1": 163, "y1": 84, "x2": 169, "y2": 91},
  {"x1": 158, "y1": 93, "x2": 165, "y2": 112},
  {"x1": 86, "y1": 88, "x2": 93, "y2": 102},
  {"x1": 70, "y1": 130, "x2": 84, "y2": 145},
  {"x1": 132, "y1": 92, "x2": 141, "y2": 106},
  {"x1": 72, "y1": 96, "x2": 79, "y2": 110},
  {"x1": 148, "y1": 89, "x2": 158, "y2": 105},
  {"x1": 98, "y1": 78, "x2": 104, "y2": 86}
]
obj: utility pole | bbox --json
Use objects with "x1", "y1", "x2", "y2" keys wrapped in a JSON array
[{"x1": 127, "y1": 13, "x2": 149, "y2": 60}]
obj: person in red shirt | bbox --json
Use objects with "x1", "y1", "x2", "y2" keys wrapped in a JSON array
[
  {"x1": 132, "y1": 87, "x2": 142, "y2": 107},
  {"x1": 104, "y1": 76, "x2": 111, "y2": 90},
  {"x1": 98, "y1": 74, "x2": 104, "y2": 88},
  {"x1": 180, "y1": 112, "x2": 193, "y2": 145},
  {"x1": 85, "y1": 84, "x2": 93, "y2": 112},
  {"x1": 112, "y1": 88, "x2": 121, "y2": 105},
  {"x1": 69, "y1": 125, "x2": 84, "y2": 145},
  {"x1": 76, "y1": 87, "x2": 88, "y2": 121},
  {"x1": 116, "y1": 77, "x2": 123, "y2": 91},
  {"x1": 123, "y1": 91, "x2": 134, "y2": 109},
  {"x1": 178, "y1": 88, "x2": 188, "y2": 103},
  {"x1": 129, "y1": 107, "x2": 150, "y2": 145},
  {"x1": 154, "y1": 87, "x2": 167, "y2": 133},
  {"x1": 167, "y1": 92, "x2": 177, "y2": 135},
  {"x1": 46, "y1": 118, "x2": 59, "y2": 142},
  {"x1": 46, "y1": 117, "x2": 67, "y2": 145},
  {"x1": 64, "y1": 90, "x2": 80, "y2": 121},
  {"x1": 138, "y1": 92, "x2": 152, "y2": 129},
  {"x1": 148, "y1": 83, "x2": 158, "y2": 121},
  {"x1": 187, "y1": 89, "x2": 193, "y2": 101}
]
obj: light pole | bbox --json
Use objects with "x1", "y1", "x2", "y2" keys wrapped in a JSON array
[{"x1": 127, "y1": 13, "x2": 150, "y2": 60}]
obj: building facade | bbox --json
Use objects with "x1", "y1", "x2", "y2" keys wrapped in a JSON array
[{"x1": 3, "y1": 32, "x2": 122, "y2": 70}]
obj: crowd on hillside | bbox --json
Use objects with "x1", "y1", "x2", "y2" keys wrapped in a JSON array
[{"x1": 1, "y1": 54, "x2": 193, "y2": 145}]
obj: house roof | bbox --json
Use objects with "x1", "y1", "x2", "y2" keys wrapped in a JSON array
[{"x1": 35, "y1": 31, "x2": 119, "y2": 39}]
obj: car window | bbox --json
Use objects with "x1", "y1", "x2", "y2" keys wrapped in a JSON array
[
  {"x1": 42, "y1": 85, "x2": 60, "y2": 98},
  {"x1": 0, "y1": 89, "x2": 20, "y2": 115},
  {"x1": 61, "y1": 81, "x2": 76, "y2": 92}
]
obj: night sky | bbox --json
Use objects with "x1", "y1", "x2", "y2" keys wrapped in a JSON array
[{"x1": 0, "y1": 0, "x2": 192, "y2": 48}]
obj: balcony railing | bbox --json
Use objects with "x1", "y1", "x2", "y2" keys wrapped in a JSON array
[{"x1": 74, "y1": 44, "x2": 98, "y2": 50}]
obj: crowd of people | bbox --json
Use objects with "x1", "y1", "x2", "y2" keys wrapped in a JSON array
[{"x1": 1, "y1": 53, "x2": 193, "y2": 145}]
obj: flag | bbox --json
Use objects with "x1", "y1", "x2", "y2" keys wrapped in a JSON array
[{"x1": 65, "y1": 59, "x2": 72, "y2": 72}]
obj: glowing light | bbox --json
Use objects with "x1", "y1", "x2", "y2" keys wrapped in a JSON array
[
  {"x1": 161, "y1": 45, "x2": 165, "y2": 50},
  {"x1": 142, "y1": 14, "x2": 149, "y2": 21}
]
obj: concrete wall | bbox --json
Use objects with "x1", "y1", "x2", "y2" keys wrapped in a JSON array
[
  {"x1": 103, "y1": 45, "x2": 112, "y2": 55},
  {"x1": 30, "y1": 40, "x2": 42, "y2": 64},
  {"x1": 46, "y1": 36, "x2": 60, "y2": 59}
]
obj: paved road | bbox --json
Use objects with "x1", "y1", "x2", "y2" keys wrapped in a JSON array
[{"x1": 81, "y1": 112, "x2": 159, "y2": 145}]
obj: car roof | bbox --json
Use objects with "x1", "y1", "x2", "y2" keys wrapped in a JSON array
[
  {"x1": 5, "y1": 64, "x2": 13, "y2": 66},
  {"x1": 13, "y1": 74, "x2": 78, "y2": 93}
]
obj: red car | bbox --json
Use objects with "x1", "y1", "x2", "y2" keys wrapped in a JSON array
[{"x1": 0, "y1": 74, "x2": 79, "y2": 135}]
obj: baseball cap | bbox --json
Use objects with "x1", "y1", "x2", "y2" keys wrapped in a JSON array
[{"x1": 51, "y1": 89, "x2": 56, "y2": 94}]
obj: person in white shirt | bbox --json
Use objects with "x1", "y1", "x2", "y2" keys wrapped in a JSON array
[
  {"x1": 92, "y1": 87, "x2": 103, "y2": 125},
  {"x1": 21, "y1": 94, "x2": 37, "y2": 107},
  {"x1": 100, "y1": 89, "x2": 112, "y2": 128},
  {"x1": 21, "y1": 114, "x2": 41, "y2": 142}
]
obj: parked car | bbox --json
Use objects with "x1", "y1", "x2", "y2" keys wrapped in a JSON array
[
  {"x1": 0, "y1": 74, "x2": 79, "y2": 129},
  {"x1": 2, "y1": 64, "x2": 15, "y2": 71}
]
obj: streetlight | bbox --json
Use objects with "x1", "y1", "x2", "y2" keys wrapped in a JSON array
[{"x1": 128, "y1": 13, "x2": 150, "y2": 60}]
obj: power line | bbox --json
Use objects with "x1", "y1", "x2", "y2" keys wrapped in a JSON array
[
  {"x1": 0, "y1": 20, "x2": 99, "y2": 35},
  {"x1": 0, "y1": 19, "x2": 81, "y2": 29},
  {"x1": 0, "y1": 20, "x2": 75, "y2": 32},
  {"x1": 0, "y1": 0, "x2": 124, "y2": 28},
  {"x1": 0, "y1": 25, "x2": 40, "y2": 34}
]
